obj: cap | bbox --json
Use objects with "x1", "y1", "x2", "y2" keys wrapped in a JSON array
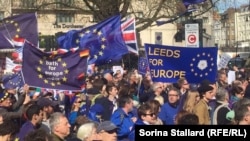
[
  {"x1": 197, "y1": 85, "x2": 214, "y2": 94},
  {"x1": 37, "y1": 97, "x2": 58, "y2": 108},
  {"x1": 97, "y1": 121, "x2": 118, "y2": 133},
  {"x1": 0, "y1": 92, "x2": 9, "y2": 102}
]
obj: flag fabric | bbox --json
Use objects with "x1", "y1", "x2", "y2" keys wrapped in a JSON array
[
  {"x1": 182, "y1": 0, "x2": 206, "y2": 7},
  {"x1": 5, "y1": 57, "x2": 22, "y2": 73},
  {"x1": 57, "y1": 15, "x2": 128, "y2": 65},
  {"x1": 138, "y1": 57, "x2": 149, "y2": 75},
  {"x1": 12, "y1": 46, "x2": 23, "y2": 62},
  {"x1": 0, "y1": 13, "x2": 38, "y2": 48},
  {"x1": 144, "y1": 43, "x2": 218, "y2": 84},
  {"x1": 2, "y1": 71, "x2": 25, "y2": 89},
  {"x1": 121, "y1": 18, "x2": 139, "y2": 55},
  {"x1": 22, "y1": 41, "x2": 89, "y2": 91}
]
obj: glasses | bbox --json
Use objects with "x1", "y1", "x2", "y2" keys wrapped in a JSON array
[
  {"x1": 75, "y1": 101, "x2": 82, "y2": 103},
  {"x1": 144, "y1": 113, "x2": 156, "y2": 117}
]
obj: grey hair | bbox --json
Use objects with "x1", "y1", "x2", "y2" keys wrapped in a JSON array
[
  {"x1": 216, "y1": 87, "x2": 229, "y2": 101},
  {"x1": 77, "y1": 122, "x2": 98, "y2": 140},
  {"x1": 152, "y1": 82, "x2": 161, "y2": 91},
  {"x1": 49, "y1": 112, "x2": 65, "y2": 131}
]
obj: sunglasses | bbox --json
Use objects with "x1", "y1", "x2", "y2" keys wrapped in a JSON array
[
  {"x1": 75, "y1": 101, "x2": 83, "y2": 103},
  {"x1": 144, "y1": 113, "x2": 156, "y2": 117}
]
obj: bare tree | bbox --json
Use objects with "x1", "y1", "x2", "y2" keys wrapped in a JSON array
[{"x1": 31, "y1": 0, "x2": 220, "y2": 32}]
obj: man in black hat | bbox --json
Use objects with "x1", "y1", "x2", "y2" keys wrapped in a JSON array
[
  {"x1": 37, "y1": 97, "x2": 58, "y2": 133},
  {"x1": 193, "y1": 84, "x2": 214, "y2": 124}
]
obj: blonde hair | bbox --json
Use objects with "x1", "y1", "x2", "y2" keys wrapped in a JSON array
[
  {"x1": 183, "y1": 90, "x2": 199, "y2": 113},
  {"x1": 154, "y1": 95, "x2": 164, "y2": 106}
]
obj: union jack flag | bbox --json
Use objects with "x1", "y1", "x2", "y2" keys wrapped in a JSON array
[{"x1": 121, "y1": 18, "x2": 139, "y2": 55}]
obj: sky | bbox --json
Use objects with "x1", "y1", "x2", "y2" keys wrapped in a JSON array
[{"x1": 215, "y1": 0, "x2": 250, "y2": 13}]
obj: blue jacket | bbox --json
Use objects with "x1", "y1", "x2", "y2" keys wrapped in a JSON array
[
  {"x1": 159, "y1": 102, "x2": 179, "y2": 125},
  {"x1": 111, "y1": 108, "x2": 135, "y2": 141},
  {"x1": 17, "y1": 121, "x2": 35, "y2": 141}
]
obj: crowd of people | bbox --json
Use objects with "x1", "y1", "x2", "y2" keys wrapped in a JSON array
[{"x1": 0, "y1": 65, "x2": 250, "y2": 141}]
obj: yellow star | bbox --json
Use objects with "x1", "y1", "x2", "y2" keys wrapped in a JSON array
[
  {"x1": 16, "y1": 28, "x2": 20, "y2": 32},
  {"x1": 57, "y1": 58, "x2": 62, "y2": 62},
  {"x1": 37, "y1": 67, "x2": 41, "y2": 72},
  {"x1": 51, "y1": 82, "x2": 55, "y2": 86},
  {"x1": 39, "y1": 60, "x2": 43, "y2": 65},
  {"x1": 85, "y1": 30, "x2": 90, "y2": 34},
  {"x1": 57, "y1": 82, "x2": 61, "y2": 85},
  {"x1": 10, "y1": 20, "x2": 14, "y2": 23},
  {"x1": 14, "y1": 23, "x2": 18, "y2": 26},
  {"x1": 76, "y1": 39, "x2": 80, "y2": 44},
  {"x1": 79, "y1": 32, "x2": 84, "y2": 37},
  {"x1": 38, "y1": 74, "x2": 43, "y2": 78},
  {"x1": 44, "y1": 79, "x2": 48, "y2": 84},
  {"x1": 101, "y1": 37, "x2": 106, "y2": 42},
  {"x1": 62, "y1": 62, "x2": 67, "y2": 67},
  {"x1": 97, "y1": 31, "x2": 102, "y2": 36},
  {"x1": 94, "y1": 55, "x2": 98, "y2": 59},
  {"x1": 93, "y1": 29, "x2": 97, "y2": 33},
  {"x1": 101, "y1": 44, "x2": 106, "y2": 49},
  {"x1": 62, "y1": 77, "x2": 67, "y2": 82},
  {"x1": 15, "y1": 35, "x2": 19, "y2": 38},
  {"x1": 53, "y1": 51, "x2": 58, "y2": 55},
  {"x1": 64, "y1": 69, "x2": 69, "y2": 74},
  {"x1": 99, "y1": 51, "x2": 103, "y2": 56}
]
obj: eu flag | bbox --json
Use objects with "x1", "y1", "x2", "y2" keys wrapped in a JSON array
[
  {"x1": 0, "y1": 13, "x2": 38, "y2": 48},
  {"x1": 144, "y1": 44, "x2": 218, "y2": 84},
  {"x1": 2, "y1": 71, "x2": 24, "y2": 89},
  {"x1": 183, "y1": 0, "x2": 206, "y2": 7},
  {"x1": 57, "y1": 15, "x2": 128, "y2": 65},
  {"x1": 138, "y1": 57, "x2": 149, "y2": 75},
  {"x1": 22, "y1": 41, "x2": 89, "y2": 91}
]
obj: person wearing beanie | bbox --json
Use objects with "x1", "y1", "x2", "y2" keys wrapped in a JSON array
[{"x1": 193, "y1": 84, "x2": 214, "y2": 125}]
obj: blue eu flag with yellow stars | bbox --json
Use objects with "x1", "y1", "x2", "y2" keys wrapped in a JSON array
[
  {"x1": 138, "y1": 57, "x2": 149, "y2": 75},
  {"x1": 2, "y1": 71, "x2": 24, "y2": 89},
  {"x1": 22, "y1": 41, "x2": 89, "y2": 91},
  {"x1": 57, "y1": 15, "x2": 128, "y2": 66},
  {"x1": 183, "y1": 0, "x2": 206, "y2": 7},
  {"x1": 144, "y1": 43, "x2": 218, "y2": 84},
  {"x1": 0, "y1": 13, "x2": 38, "y2": 47}
]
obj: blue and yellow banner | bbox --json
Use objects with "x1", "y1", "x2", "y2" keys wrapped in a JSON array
[
  {"x1": 144, "y1": 44, "x2": 218, "y2": 83},
  {"x1": 22, "y1": 42, "x2": 89, "y2": 91}
]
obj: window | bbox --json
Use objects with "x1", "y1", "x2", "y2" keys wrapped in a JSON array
[
  {"x1": 56, "y1": 13, "x2": 74, "y2": 23},
  {"x1": 56, "y1": 0, "x2": 73, "y2": 8},
  {"x1": 137, "y1": 12, "x2": 143, "y2": 18},
  {"x1": 0, "y1": 11, "x2": 4, "y2": 20},
  {"x1": 22, "y1": 0, "x2": 37, "y2": 8}
]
